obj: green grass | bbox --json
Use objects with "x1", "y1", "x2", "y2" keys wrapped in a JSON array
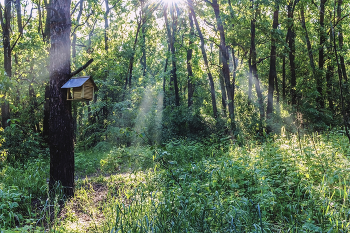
[{"x1": 1, "y1": 131, "x2": 349, "y2": 232}]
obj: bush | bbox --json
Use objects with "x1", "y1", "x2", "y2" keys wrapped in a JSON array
[{"x1": 0, "y1": 120, "x2": 47, "y2": 165}]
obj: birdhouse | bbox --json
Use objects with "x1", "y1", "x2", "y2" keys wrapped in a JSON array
[{"x1": 61, "y1": 76, "x2": 97, "y2": 101}]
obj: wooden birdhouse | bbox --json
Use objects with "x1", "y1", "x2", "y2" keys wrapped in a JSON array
[{"x1": 61, "y1": 76, "x2": 97, "y2": 101}]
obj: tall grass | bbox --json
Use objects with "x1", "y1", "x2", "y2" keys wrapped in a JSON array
[
  {"x1": 1, "y1": 131, "x2": 349, "y2": 232},
  {"x1": 105, "y1": 131, "x2": 350, "y2": 232}
]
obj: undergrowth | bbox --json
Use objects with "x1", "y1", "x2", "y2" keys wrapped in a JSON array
[{"x1": 1, "y1": 130, "x2": 349, "y2": 232}]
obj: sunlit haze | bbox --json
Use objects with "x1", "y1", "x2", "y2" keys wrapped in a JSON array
[{"x1": 162, "y1": 0, "x2": 184, "y2": 5}]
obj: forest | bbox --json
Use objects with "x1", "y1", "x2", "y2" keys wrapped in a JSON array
[{"x1": 0, "y1": 0, "x2": 349, "y2": 231}]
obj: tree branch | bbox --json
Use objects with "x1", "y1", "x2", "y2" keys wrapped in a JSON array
[
  {"x1": 253, "y1": 56, "x2": 271, "y2": 66},
  {"x1": 71, "y1": 0, "x2": 82, "y2": 16},
  {"x1": 203, "y1": 0, "x2": 213, "y2": 6},
  {"x1": 70, "y1": 58, "x2": 94, "y2": 77},
  {"x1": 334, "y1": 13, "x2": 350, "y2": 28},
  {"x1": 11, "y1": 7, "x2": 33, "y2": 52},
  {"x1": 0, "y1": 3, "x2": 4, "y2": 31}
]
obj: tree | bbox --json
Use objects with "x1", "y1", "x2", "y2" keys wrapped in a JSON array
[
  {"x1": 48, "y1": 0, "x2": 75, "y2": 196},
  {"x1": 287, "y1": 0, "x2": 298, "y2": 106},
  {"x1": 210, "y1": 0, "x2": 235, "y2": 130},
  {"x1": 249, "y1": 2, "x2": 264, "y2": 123},
  {"x1": 266, "y1": 4, "x2": 279, "y2": 127},
  {"x1": 187, "y1": 0, "x2": 217, "y2": 118},
  {"x1": 164, "y1": 4, "x2": 180, "y2": 106},
  {"x1": 317, "y1": 0, "x2": 327, "y2": 109},
  {"x1": 0, "y1": 0, "x2": 12, "y2": 128},
  {"x1": 187, "y1": 9, "x2": 195, "y2": 107}
]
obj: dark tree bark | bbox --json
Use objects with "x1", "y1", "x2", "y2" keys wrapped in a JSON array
[
  {"x1": 49, "y1": 0, "x2": 74, "y2": 197},
  {"x1": 187, "y1": 11, "x2": 195, "y2": 107},
  {"x1": 0, "y1": 0, "x2": 12, "y2": 128},
  {"x1": 317, "y1": 0, "x2": 327, "y2": 109},
  {"x1": 250, "y1": 6, "x2": 264, "y2": 121},
  {"x1": 1, "y1": 0, "x2": 11, "y2": 78},
  {"x1": 275, "y1": 64, "x2": 279, "y2": 104},
  {"x1": 16, "y1": 0, "x2": 23, "y2": 34},
  {"x1": 325, "y1": 62, "x2": 334, "y2": 112},
  {"x1": 231, "y1": 48, "x2": 237, "y2": 98},
  {"x1": 300, "y1": 7, "x2": 316, "y2": 76},
  {"x1": 219, "y1": 51, "x2": 227, "y2": 114},
  {"x1": 267, "y1": 7, "x2": 279, "y2": 123},
  {"x1": 337, "y1": 0, "x2": 347, "y2": 82},
  {"x1": 42, "y1": 0, "x2": 51, "y2": 142},
  {"x1": 43, "y1": 0, "x2": 51, "y2": 42},
  {"x1": 1, "y1": 100, "x2": 10, "y2": 128},
  {"x1": 332, "y1": 22, "x2": 350, "y2": 142},
  {"x1": 104, "y1": 0, "x2": 109, "y2": 52},
  {"x1": 164, "y1": 5, "x2": 180, "y2": 106},
  {"x1": 37, "y1": 0, "x2": 43, "y2": 34},
  {"x1": 72, "y1": 103, "x2": 77, "y2": 143},
  {"x1": 282, "y1": 55, "x2": 286, "y2": 101},
  {"x1": 248, "y1": 58, "x2": 253, "y2": 104},
  {"x1": 212, "y1": 0, "x2": 235, "y2": 130},
  {"x1": 140, "y1": 0, "x2": 147, "y2": 77},
  {"x1": 287, "y1": 0, "x2": 298, "y2": 106},
  {"x1": 163, "y1": 45, "x2": 170, "y2": 95},
  {"x1": 188, "y1": 0, "x2": 217, "y2": 118},
  {"x1": 126, "y1": 21, "x2": 141, "y2": 89}
]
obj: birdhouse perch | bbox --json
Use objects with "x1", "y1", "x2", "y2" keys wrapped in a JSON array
[{"x1": 61, "y1": 76, "x2": 97, "y2": 101}]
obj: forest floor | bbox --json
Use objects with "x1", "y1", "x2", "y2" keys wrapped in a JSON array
[{"x1": 1, "y1": 131, "x2": 350, "y2": 232}]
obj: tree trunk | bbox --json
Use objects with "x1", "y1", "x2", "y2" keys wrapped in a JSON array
[
  {"x1": 171, "y1": 7, "x2": 180, "y2": 106},
  {"x1": 187, "y1": 11, "x2": 194, "y2": 107},
  {"x1": 163, "y1": 45, "x2": 170, "y2": 94},
  {"x1": 275, "y1": 65, "x2": 279, "y2": 104},
  {"x1": 332, "y1": 23, "x2": 350, "y2": 142},
  {"x1": 3, "y1": 0, "x2": 11, "y2": 78},
  {"x1": 164, "y1": 5, "x2": 180, "y2": 106},
  {"x1": 37, "y1": 0, "x2": 43, "y2": 34},
  {"x1": 231, "y1": 48, "x2": 237, "y2": 97},
  {"x1": 287, "y1": 0, "x2": 297, "y2": 106},
  {"x1": 0, "y1": 0, "x2": 12, "y2": 128},
  {"x1": 325, "y1": 62, "x2": 334, "y2": 112},
  {"x1": 282, "y1": 56, "x2": 286, "y2": 101},
  {"x1": 317, "y1": 0, "x2": 327, "y2": 109},
  {"x1": 337, "y1": 0, "x2": 347, "y2": 83},
  {"x1": 267, "y1": 7, "x2": 279, "y2": 123},
  {"x1": 127, "y1": 22, "x2": 141, "y2": 89},
  {"x1": 250, "y1": 8, "x2": 264, "y2": 121},
  {"x1": 300, "y1": 7, "x2": 316, "y2": 76},
  {"x1": 1, "y1": 101, "x2": 10, "y2": 128},
  {"x1": 42, "y1": 0, "x2": 51, "y2": 143},
  {"x1": 104, "y1": 0, "x2": 109, "y2": 52},
  {"x1": 248, "y1": 57, "x2": 253, "y2": 104},
  {"x1": 140, "y1": 0, "x2": 147, "y2": 77},
  {"x1": 187, "y1": 0, "x2": 217, "y2": 118},
  {"x1": 16, "y1": 0, "x2": 23, "y2": 34},
  {"x1": 212, "y1": 0, "x2": 235, "y2": 130},
  {"x1": 49, "y1": 0, "x2": 74, "y2": 197},
  {"x1": 219, "y1": 51, "x2": 227, "y2": 114},
  {"x1": 43, "y1": 0, "x2": 51, "y2": 42}
]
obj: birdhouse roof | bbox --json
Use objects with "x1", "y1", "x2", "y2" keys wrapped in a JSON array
[{"x1": 61, "y1": 76, "x2": 97, "y2": 89}]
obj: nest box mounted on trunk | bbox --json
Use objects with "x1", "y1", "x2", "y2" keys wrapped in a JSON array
[{"x1": 61, "y1": 76, "x2": 97, "y2": 101}]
